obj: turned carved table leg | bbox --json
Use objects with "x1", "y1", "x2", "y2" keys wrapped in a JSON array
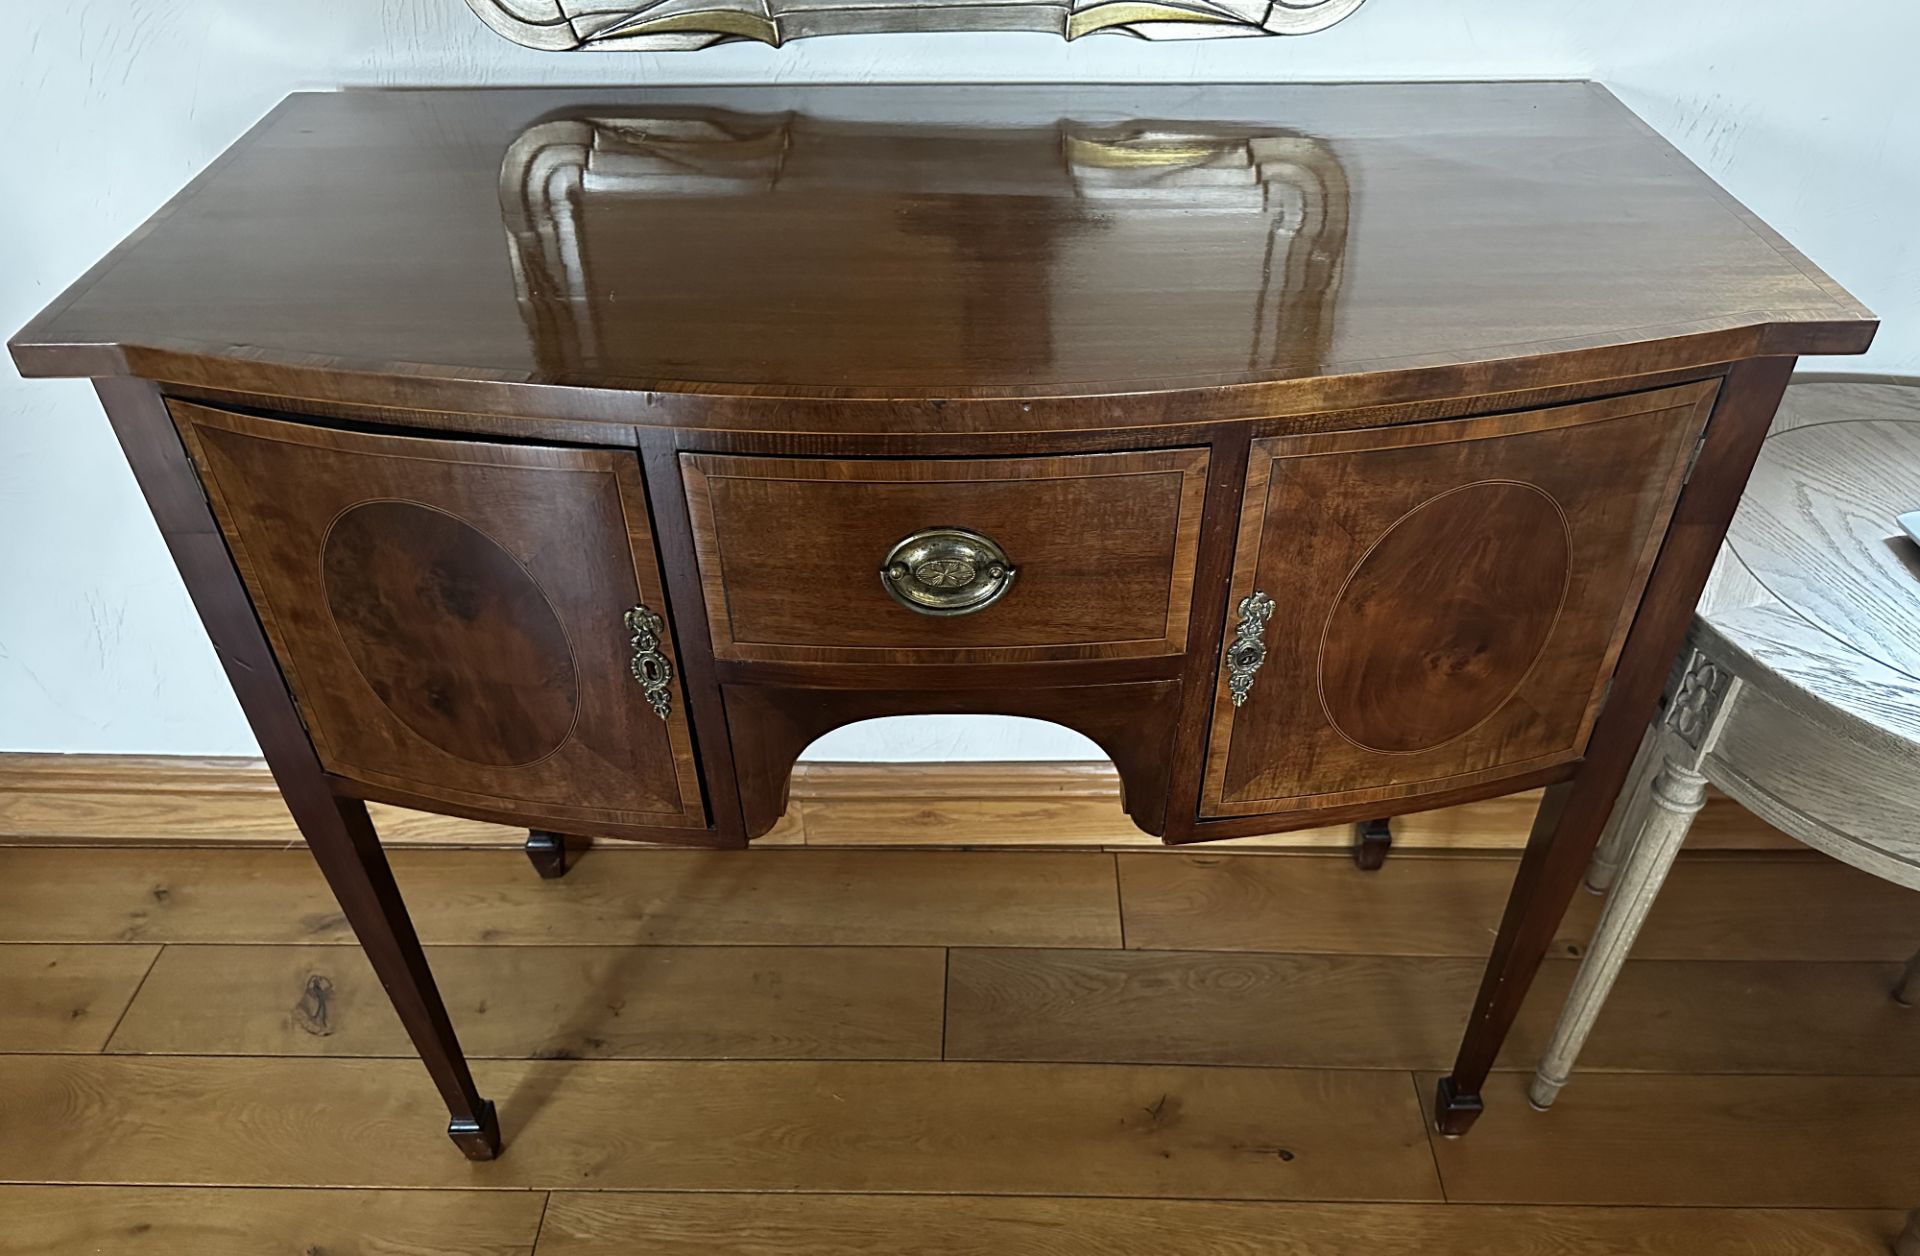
[
  {"x1": 1353, "y1": 818, "x2": 1392, "y2": 871},
  {"x1": 1898, "y1": 1209, "x2": 1920, "y2": 1256},
  {"x1": 1531, "y1": 737, "x2": 1710, "y2": 1109},
  {"x1": 1584, "y1": 726, "x2": 1658, "y2": 894},
  {"x1": 525, "y1": 830, "x2": 572, "y2": 879},
  {"x1": 1530, "y1": 640, "x2": 1736, "y2": 1112},
  {"x1": 1896, "y1": 946, "x2": 1920, "y2": 1008}
]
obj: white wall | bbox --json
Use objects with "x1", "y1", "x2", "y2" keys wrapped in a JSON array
[{"x1": 4, "y1": 1, "x2": 1915, "y2": 762}]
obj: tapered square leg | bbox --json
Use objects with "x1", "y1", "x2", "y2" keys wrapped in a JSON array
[
  {"x1": 94, "y1": 378, "x2": 503, "y2": 1161},
  {"x1": 1532, "y1": 739, "x2": 1707, "y2": 1111},
  {"x1": 1353, "y1": 818, "x2": 1391, "y2": 870},
  {"x1": 309, "y1": 795, "x2": 504, "y2": 1157},
  {"x1": 448, "y1": 1100, "x2": 502, "y2": 1161},
  {"x1": 526, "y1": 830, "x2": 571, "y2": 879},
  {"x1": 1433, "y1": 1075, "x2": 1483, "y2": 1137},
  {"x1": 1435, "y1": 357, "x2": 1796, "y2": 1136}
]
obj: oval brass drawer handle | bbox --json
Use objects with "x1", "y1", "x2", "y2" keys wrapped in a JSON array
[{"x1": 880, "y1": 528, "x2": 1017, "y2": 617}]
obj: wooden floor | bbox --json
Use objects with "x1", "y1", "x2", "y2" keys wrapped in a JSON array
[{"x1": 1, "y1": 843, "x2": 1918, "y2": 1254}]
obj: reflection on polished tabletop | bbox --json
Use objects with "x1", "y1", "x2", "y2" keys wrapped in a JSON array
[{"x1": 500, "y1": 106, "x2": 1347, "y2": 392}]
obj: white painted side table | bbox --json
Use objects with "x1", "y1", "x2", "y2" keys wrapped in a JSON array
[{"x1": 1529, "y1": 376, "x2": 1920, "y2": 1248}]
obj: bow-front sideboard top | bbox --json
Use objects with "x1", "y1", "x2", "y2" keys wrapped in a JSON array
[{"x1": 10, "y1": 83, "x2": 1875, "y2": 1159}]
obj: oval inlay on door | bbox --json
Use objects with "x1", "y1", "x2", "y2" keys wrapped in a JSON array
[
  {"x1": 322, "y1": 500, "x2": 580, "y2": 767},
  {"x1": 1317, "y1": 481, "x2": 1571, "y2": 754}
]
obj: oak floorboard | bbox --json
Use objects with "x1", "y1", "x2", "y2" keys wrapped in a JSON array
[
  {"x1": 1118, "y1": 852, "x2": 1920, "y2": 959},
  {"x1": 0, "y1": 945, "x2": 158, "y2": 1053},
  {"x1": 944, "y1": 950, "x2": 1920, "y2": 1074},
  {"x1": 1572, "y1": 859, "x2": 1920, "y2": 962},
  {"x1": 0, "y1": 848, "x2": 1120, "y2": 947},
  {"x1": 535, "y1": 1194, "x2": 1904, "y2": 1256},
  {"x1": 1420, "y1": 1071, "x2": 1920, "y2": 1207},
  {"x1": 0, "y1": 1055, "x2": 1438, "y2": 1199},
  {"x1": 1119, "y1": 854, "x2": 1522, "y2": 957},
  {"x1": 109, "y1": 944, "x2": 946, "y2": 1060},
  {"x1": 0, "y1": 1184, "x2": 546, "y2": 1256}
]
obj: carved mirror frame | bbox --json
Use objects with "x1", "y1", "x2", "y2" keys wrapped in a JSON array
[{"x1": 466, "y1": 0, "x2": 1366, "y2": 51}]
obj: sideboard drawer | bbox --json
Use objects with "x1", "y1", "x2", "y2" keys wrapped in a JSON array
[{"x1": 681, "y1": 449, "x2": 1209, "y2": 663}]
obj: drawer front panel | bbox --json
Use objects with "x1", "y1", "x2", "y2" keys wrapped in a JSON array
[
  {"x1": 681, "y1": 449, "x2": 1209, "y2": 664},
  {"x1": 173, "y1": 402, "x2": 706, "y2": 832},
  {"x1": 1203, "y1": 381, "x2": 1719, "y2": 817}
]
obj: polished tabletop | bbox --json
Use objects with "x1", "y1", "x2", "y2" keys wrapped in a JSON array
[{"x1": 11, "y1": 83, "x2": 1875, "y2": 427}]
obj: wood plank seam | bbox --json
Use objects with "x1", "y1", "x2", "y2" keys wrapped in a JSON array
[
  {"x1": 939, "y1": 948, "x2": 952, "y2": 1063},
  {"x1": 1414, "y1": 1071, "x2": 1454, "y2": 1205},
  {"x1": 0, "y1": 846, "x2": 1917, "y2": 1220},
  {"x1": 96, "y1": 946, "x2": 164, "y2": 1057},
  {"x1": 530, "y1": 1190, "x2": 554, "y2": 1255}
]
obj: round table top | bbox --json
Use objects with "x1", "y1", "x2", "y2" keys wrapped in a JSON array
[{"x1": 1703, "y1": 377, "x2": 1920, "y2": 747}]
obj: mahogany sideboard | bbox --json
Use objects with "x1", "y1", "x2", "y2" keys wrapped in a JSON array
[{"x1": 10, "y1": 83, "x2": 1875, "y2": 1160}]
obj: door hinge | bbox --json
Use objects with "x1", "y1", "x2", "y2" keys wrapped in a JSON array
[
  {"x1": 178, "y1": 441, "x2": 217, "y2": 508},
  {"x1": 1681, "y1": 433, "x2": 1709, "y2": 486}
]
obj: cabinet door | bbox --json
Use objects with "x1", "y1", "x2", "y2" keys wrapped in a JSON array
[
  {"x1": 1202, "y1": 382, "x2": 1717, "y2": 818},
  {"x1": 173, "y1": 402, "x2": 705, "y2": 834}
]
